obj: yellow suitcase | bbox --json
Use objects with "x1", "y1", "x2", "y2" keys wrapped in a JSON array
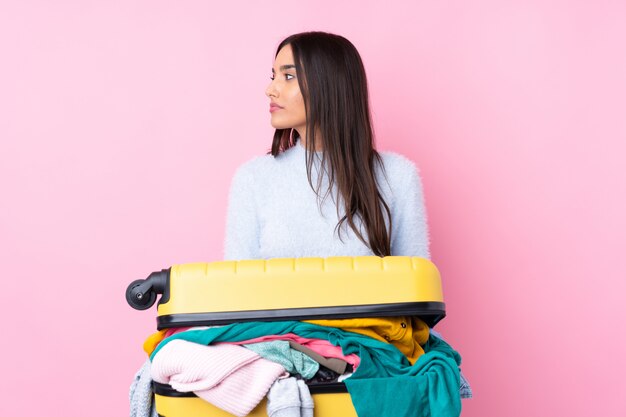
[{"x1": 127, "y1": 256, "x2": 446, "y2": 417}]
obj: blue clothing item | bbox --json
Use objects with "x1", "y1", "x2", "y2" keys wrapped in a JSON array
[
  {"x1": 244, "y1": 340, "x2": 319, "y2": 379},
  {"x1": 152, "y1": 321, "x2": 462, "y2": 417},
  {"x1": 459, "y1": 373, "x2": 473, "y2": 399},
  {"x1": 224, "y1": 139, "x2": 430, "y2": 260},
  {"x1": 267, "y1": 377, "x2": 314, "y2": 417},
  {"x1": 129, "y1": 359, "x2": 157, "y2": 417}
]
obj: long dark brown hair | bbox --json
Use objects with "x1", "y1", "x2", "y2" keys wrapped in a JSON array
[{"x1": 270, "y1": 31, "x2": 392, "y2": 256}]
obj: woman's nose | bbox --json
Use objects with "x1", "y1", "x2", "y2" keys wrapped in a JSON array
[{"x1": 265, "y1": 81, "x2": 278, "y2": 98}]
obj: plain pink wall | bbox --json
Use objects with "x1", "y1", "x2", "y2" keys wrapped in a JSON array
[{"x1": 1, "y1": 1, "x2": 624, "y2": 416}]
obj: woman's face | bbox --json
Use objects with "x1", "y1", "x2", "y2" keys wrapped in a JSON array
[{"x1": 265, "y1": 44, "x2": 307, "y2": 134}]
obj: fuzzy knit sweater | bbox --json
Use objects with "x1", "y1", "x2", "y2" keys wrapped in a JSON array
[
  {"x1": 151, "y1": 340, "x2": 286, "y2": 417},
  {"x1": 224, "y1": 140, "x2": 430, "y2": 260}
]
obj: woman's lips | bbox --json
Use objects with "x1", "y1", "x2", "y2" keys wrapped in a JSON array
[{"x1": 270, "y1": 104, "x2": 283, "y2": 112}]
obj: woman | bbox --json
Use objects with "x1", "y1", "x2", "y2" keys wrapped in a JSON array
[
  {"x1": 225, "y1": 31, "x2": 429, "y2": 261},
  {"x1": 224, "y1": 30, "x2": 471, "y2": 400},
  {"x1": 130, "y1": 32, "x2": 470, "y2": 417}
]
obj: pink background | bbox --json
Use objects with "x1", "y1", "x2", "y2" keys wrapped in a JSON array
[{"x1": 1, "y1": 1, "x2": 625, "y2": 416}]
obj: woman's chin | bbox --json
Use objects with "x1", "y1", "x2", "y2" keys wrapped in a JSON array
[{"x1": 270, "y1": 121, "x2": 289, "y2": 130}]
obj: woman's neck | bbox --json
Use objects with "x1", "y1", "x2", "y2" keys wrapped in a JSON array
[{"x1": 297, "y1": 128, "x2": 324, "y2": 152}]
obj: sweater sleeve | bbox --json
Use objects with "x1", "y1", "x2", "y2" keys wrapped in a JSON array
[
  {"x1": 390, "y1": 160, "x2": 431, "y2": 259},
  {"x1": 223, "y1": 163, "x2": 260, "y2": 260}
]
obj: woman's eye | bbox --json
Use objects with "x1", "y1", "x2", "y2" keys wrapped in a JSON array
[{"x1": 269, "y1": 74, "x2": 295, "y2": 81}]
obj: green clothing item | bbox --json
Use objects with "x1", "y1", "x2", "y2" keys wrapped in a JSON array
[
  {"x1": 151, "y1": 321, "x2": 461, "y2": 417},
  {"x1": 243, "y1": 340, "x2": 319, "y2": 379},
  {"x1": 346, "y1": 336, "x2": 462, "y2": 417}
]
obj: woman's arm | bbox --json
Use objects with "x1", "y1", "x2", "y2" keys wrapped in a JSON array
[
  {"x1": 223, "y1": 164, "x2": 260, "y2": 260},
  {"x1": 389, "y1": 160, "x2": 430, "y2": 259}
]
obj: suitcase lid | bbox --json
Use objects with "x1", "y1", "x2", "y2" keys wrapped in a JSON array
[{"x1": 153, "y1": 256, "x2": 446, "y2": 328}]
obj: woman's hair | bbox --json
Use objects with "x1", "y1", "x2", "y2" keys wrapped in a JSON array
[{"x1": 270, "y1": 31, "x2": 392, "y2": 256}]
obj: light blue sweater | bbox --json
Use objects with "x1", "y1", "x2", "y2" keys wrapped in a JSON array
[{"x1": 224, "y1": 140, "x2": 430, "y2": 260}]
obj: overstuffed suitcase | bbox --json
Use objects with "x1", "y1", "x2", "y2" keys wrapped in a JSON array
[{"x1": 127, "y1": 256, "x2": 446, "y2": 417}]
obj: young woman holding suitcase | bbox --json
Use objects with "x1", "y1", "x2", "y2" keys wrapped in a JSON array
[{"x1": 224, "y1": 31, "x2": 472, "y2": 402}]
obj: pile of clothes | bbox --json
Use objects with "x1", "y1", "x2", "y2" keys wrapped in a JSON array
[{"x1": 130, "y1": 317, "x2": 472, "y2": 417}]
